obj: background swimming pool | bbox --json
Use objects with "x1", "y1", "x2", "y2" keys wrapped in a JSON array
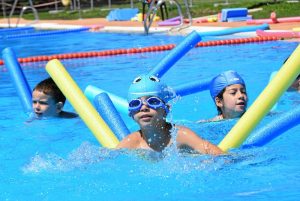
[{"x1": 0, "y1": 31, "x2": 299, "y2": 200}]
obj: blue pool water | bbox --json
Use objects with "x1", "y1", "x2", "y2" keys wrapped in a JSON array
[{"x1": 0, "y1": 31, "x2": 299, "y2": 200}]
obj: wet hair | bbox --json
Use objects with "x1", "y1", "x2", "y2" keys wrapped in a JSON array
[
  {"x1": 33, "y1": 77, "x2": 66, "y2": 104},
  {"x1": 215, "y1": 88, "x2": 226, "y2": 115}
]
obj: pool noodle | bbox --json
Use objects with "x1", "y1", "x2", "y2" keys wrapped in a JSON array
[
  {"x1": 173, "y1": 78, "x2": 211, "y2": 97},
  {"x1": 2, "y1": 47, "x2": 32, "y2": 113},
  {"x1": 247, "y1": 17, "x2": 300, "y2": 24},
  {"x1": 269, "y1": 71, "x2": 278, "y2": 112},
  {"x1": 84, "y1": 85, "x2": 128, "y2": 115},
  {"x1": 148, "y1": 31, "x2": 201, "y2": 78},
  {"x1": 45, "y1": 59, "x2": 119, "y2": 148},
  {"x1": 94, "y1": 93, "x2": 130, "y2": 140},
  {"x1": 218, "y1": 44, "x2": 300, "y2": 152},
  {"x1": 256, "y1": 30, "x2": 300, "y2": 38},
  {"x1": 199, "y1": 23, "x2": 269, "y2": 36},
  {"x1": 158, "y1": 16, "x2": 181, "y2": 26},
  {"x1": 85, "y1": 78, "x2": 211, "y2": 116},
  {"x1": 242, "y1": 105, "x2": 300, "y2": 148}
]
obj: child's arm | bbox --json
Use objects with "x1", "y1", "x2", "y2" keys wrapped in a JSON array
[{"x1": 176, "y1": 126, "x2": 224, "y2": 155}]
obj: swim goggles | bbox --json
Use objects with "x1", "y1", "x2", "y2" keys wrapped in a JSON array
[{"x1": 128, "y1": 96, "x2": 169, "y2": 115}]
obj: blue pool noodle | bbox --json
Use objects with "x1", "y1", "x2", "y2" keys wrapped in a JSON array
[
  {"x1": 94, "y1": 93, "x2": 130, "y2": 140},
  {"x1": 148, "y1": 30, "x2": 202, "y2": 78},
  {"x1": 2, "y1": 47, "x2": 32, "y2": 113},
  {"x1": 84, "y1": 85, "x2": 128, "y2": 115},
  {"x1": 242, "y1": 105, "x2": 300, "y2": 148},
  {"x1": 199, "y1": 23, "x2": 269, "y2": 36},
  {"x1": 173, "y1": 78, "x2": 211, "y2": 97}
]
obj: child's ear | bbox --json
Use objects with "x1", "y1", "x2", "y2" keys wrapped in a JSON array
[
  {"x1": 56, "y1": 102, "x2": 64, "y2": 112},
  {"x1": 215, "y1": 97, "x2": 223, "y2": 107}
]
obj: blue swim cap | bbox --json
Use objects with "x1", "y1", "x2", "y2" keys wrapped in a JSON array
[
  {"x1": 210, "y1": 70, "x2": 245, "y2": 99},
  {"x1": 127, "y1": 74, "x2": 174, "y2": 103}
]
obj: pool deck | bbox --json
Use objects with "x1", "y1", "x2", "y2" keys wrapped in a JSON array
[
  {"x1": 1, "y1": 17, "x2": 300, "y2": 42},
  {"x1": 1, "y1": 17, "x2": 299, "y2": 34}
]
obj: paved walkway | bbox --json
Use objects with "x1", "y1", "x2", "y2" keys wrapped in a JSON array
[{"x1": 1, "y1": 17, "x2": 299, "y2": 32}]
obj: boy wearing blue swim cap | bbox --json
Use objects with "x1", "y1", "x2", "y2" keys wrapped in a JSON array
[
  {"x1": 202, "y1": 70, "x2": 248, "y2": 122},
  {"x1": 117, "y1": 74, "x2": 223, "y2": 155},
  {"x1": 31, "y1": 77, "x2": 78, "y2": 119}
]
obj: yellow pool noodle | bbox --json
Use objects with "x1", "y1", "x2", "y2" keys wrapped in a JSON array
[
  {"x1": 218, "y1": 44, "x2": 300, "y2": 152},
  {"x1": 292, "y1": 27, "x2": 300, "y2": 32},
  {"x1": 46, "y1": 59, "x2": 119, "y2": 148}
]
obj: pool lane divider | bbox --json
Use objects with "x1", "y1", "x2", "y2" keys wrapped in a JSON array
[
  {"x1": 45, "y1": 59, "x2": 119, "y2": 148},
  {"x1": 218, "y1": 44, "x2": 300, "y2": 152},
  {"x1": 0, "y1": 26, "x2": 35, "y2": 34},
  {"x1": 2, "y1": 47, "x2": 32, "y2": 113},
  {"x1": 0, "y1": 36, "x2": 278, "y2": 66},
  {"x1": 148, "y1": 30, "x2": 201, "y2": 78},
  {"x1": 3, "y1": 27, "x2": 90, "y2": 39}
]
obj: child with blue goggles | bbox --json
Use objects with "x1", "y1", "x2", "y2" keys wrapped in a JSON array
[{"x1": 117, "y1": 74, "x2": 223, "y2": 155}]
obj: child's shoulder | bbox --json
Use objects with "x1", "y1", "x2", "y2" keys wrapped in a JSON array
[
  {"x1": 196, "y1": 115, "x2": 223, "y2": 123},
  {"x1": 118, "y1": 131, "x2": 144, "y2": 149}
]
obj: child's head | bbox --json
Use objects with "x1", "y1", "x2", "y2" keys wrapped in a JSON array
[
  {"x1": 288, "y1": 74, "x2": 300, "y2": 92},
  {"x1": 32, "y1": 77, "x2": 66, "y2": 117},
  {"x1": 210, "y1": 70, "x2": 248, "y2": 119},
  {"x1": 127, "y1": 74, "x2": 173, "y2": 126}
]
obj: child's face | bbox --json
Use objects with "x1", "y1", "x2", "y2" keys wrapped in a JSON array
[
  {"x1": 216, "y1": 84, "x2": 248, "y2": 119},
  {"x1": 131, "y1": 96, "x2": 167, "y2": 128},
  {"x1": 32, "y1": 90, "x2": 61, "y2": 118}
]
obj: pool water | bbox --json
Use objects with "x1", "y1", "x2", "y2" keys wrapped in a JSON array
[{"x1": 0, "y1": 31, "x2": 299, "y2": 201}]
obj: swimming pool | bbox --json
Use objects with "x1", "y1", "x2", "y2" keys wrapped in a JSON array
[{"x1": 0, "y1": 30, "x2": 299, "y2": 200}]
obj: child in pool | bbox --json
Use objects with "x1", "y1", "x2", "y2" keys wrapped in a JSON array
[
  {"x1": 199, "y1": 70, "x2": 248, "y2": 122},
  {"x1": 31, "y1": 77, "x2": 78, "y2": 119},
  {"x1": 287, "y1": 74, "x2": 300, "y2": 92},
  {"x1": 117, "y1": 74, "x2": 223, "y2": 155}
]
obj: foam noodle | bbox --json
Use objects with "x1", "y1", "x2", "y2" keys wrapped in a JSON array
[
  {"x1": 45, "y1": 59, "x2": 119, "y2": 148},
  {"x1": 218, "y1": 44, "x2": 300, "y2": 152},
  {"x1": 84, "y1": 85, "x2": 128, "y2": 115},
  {"x1": 199, "y1": 23, "x2": 269, "y2": 36},
  {"x1": 2, "y1": 47, "x2": 32, "y2": 113},
  {"x1": 242, "y1": 105, "x2": 300, "y2": 148},
  {"x1": 148, "y1": 31, "x2": 201, "y2": 78},
  {"x1": 173, "y1": 78, "x2": 211, "y2": 97},
  {"x1": 94, "y1": 93, "x2": 130, "y2": 140},
  {"x1": 269, "y1": 71, "x2": 278, "y2": 112}
]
